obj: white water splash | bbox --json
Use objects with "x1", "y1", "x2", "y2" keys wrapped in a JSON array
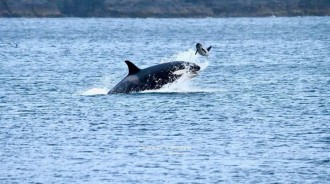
[
  {"x1": 150, "y1": 49, "x2": 213, "y2": 93},
  {"x1": 81, "y1": 88, "x2": 108, "y2": 96},
  {"x1": 80, "y1": 76, "x2": 114, "y2": 96},
  {"x1": 161, "y1": 49, "x2": 209, "y2": 71},
  {"x1": 142, "y1": 73, "x2": 220, "y2": 94},
  {"x1": 142, "y1": 74, "x2": 202, "y2": 93}
]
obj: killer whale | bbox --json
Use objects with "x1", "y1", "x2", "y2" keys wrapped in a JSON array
[
  {"x1": 195, "y1": 43, "x2": 212, "y2": 56},
  {"x1": 108, "y1": 60, "x2": 200, "y2": 94}
]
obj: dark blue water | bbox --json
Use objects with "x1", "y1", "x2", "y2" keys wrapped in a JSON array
[{"x1": 0, "y1": 17, "x2": 329, "y2": 183}]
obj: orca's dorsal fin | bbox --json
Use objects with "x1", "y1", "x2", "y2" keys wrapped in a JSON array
[
  {"x1": 125, "y1": 60, "x2": 140, "y2": 75},
  {"x1": 207, "y1": 46, "x2": 212, "y2": 52}
]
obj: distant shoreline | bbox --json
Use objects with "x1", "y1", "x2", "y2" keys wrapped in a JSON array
[
  {"x1": 1, "y1": 0, "x2": 329, "y2": 18},
  {"x1": 1, "y1": 15, "x2": 329, "y2": 18},
  {"x1": 0, "y1": 15, "x2": 329, "y2": 19}
]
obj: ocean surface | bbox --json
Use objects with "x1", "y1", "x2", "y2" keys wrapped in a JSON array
[{"x1": 0, "y1": 17, "x2": 329, "y2": 183}]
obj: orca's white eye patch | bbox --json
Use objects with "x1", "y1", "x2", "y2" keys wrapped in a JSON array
[{"x1": 173, "y1": 69, "x2": 186, "y2": 75}]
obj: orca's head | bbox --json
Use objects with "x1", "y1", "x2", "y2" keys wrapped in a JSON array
[
  {"x1": 196, "y1": 43, "x2": 202, "y2": 49},
  {"x1": 172, "y1": 62, "x2": 200, "y2": 77},
  {"x1": 187, "y1": 62, "x2": 201, "y2": 74}
]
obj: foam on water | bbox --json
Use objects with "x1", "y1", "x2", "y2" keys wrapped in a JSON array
[
  {"x1": 80, "y1": 76, "x2": 114, "y2": 96},
  {"x1": 81, "y1": 88, "x2": 108, "y2": 96}
]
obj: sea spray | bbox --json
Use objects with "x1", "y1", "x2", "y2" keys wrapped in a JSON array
[
  {"x1": 150, "y1": 49, "x2": 210, "y2": 93},
  {"x1": 81, "y1": 88, "x2": 108, "y2": 96},
  {"x1": 161, "y1": 49, "x2": 209, "y2": 71}
]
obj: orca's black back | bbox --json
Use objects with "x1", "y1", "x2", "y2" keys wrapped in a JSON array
[{"x1": 108, "y1": 61, "x2": 195, "y2": 94}]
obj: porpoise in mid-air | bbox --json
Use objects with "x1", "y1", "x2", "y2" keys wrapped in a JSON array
[
  {"x1": 108, "y1": 60, "x2": 200, "y2": 94},
  {"x1": 195, "y1": 43, "x2": 212, "y2": 56}
]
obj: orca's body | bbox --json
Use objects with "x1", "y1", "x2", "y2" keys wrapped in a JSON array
[{"x1": 108, "y1": 60, "x2": 200, "y2": 94}]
